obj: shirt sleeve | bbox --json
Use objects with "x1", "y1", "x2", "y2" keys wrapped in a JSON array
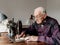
[{"x1": 38, "y1": 20, "x2": 60, "y2": 45}]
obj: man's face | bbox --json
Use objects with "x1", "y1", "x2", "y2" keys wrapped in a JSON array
[{"x1": 34, "y1": 11, "x2": 46, "y2": 24}]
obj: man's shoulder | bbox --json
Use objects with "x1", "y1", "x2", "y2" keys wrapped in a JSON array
[
  {"x1": 46, "y1": 16, "x2": 59, "y2": 25},
  {"x1": 46, "y1": 16, "x2": 56, "y2": 21}
]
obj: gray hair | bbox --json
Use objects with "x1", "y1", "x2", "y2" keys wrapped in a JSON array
[{"x1": 34, "y1": 7, "x2": 47, "y2": 14}]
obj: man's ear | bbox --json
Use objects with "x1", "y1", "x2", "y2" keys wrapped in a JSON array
[{"x1": 44, "y1": 14, "x2": 47, "y2": 19}]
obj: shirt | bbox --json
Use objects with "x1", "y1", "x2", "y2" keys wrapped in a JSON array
[{"x1": 25, "y1": 16, "x2": 60, "y2": 45}]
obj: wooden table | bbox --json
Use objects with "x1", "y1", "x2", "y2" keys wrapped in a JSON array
[
  {"x1": 0, "y1": 32, "x2": 47, "y2": 45},
  {"x1": 0, "y1": 36, "x2": 47, "y2": 45}
]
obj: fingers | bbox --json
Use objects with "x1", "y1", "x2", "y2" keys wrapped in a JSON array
[
  {"x1": 22, "y1": 34, "x2": 25, "y2": 37},
  {"x1": 19, "y1": 32, "x2": 25, "y2": 37},
  {"x1": 15, "y1": 34, "x2": 19, "y2": 39},
  {"x1": 15, "y1": 32, "x2": 25, "y2": 39}
]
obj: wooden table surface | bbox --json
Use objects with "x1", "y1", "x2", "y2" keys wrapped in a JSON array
[
  {"x1": 0, "y1": 36, "x2": 47, "y2": 45},
  {"x1": 0, "y1": 32, "x2": 47, "y2": 45}
]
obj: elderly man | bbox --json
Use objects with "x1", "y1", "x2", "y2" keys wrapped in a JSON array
[{"x1": 16, "y1": 7, "x2": 60, "y2": 45}]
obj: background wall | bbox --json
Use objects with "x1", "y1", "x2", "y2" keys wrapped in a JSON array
[
  {"x1": 0, "y1": 0, "x2": 60, "y2": 32},
  {"x1": 0, "y1": 0, "x2": 47, "y2": 25},
  {"x1": 47, "y1": 0, "x2": 60, "y2": 24}
]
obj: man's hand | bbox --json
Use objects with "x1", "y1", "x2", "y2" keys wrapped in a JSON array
[
  {"x1": 19, "y1": 32, "x2": 25, "y2": 37},
  {"x1": 25, "y1": 36, "x2": 38, "y2": 41},
  {"x1": 15, "y1": 32, "x2": 25, "y2": 39}
]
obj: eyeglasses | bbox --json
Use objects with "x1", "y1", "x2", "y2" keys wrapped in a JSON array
[{"x1": 33, "y1": 14, "x2": 44, "y2": 19}]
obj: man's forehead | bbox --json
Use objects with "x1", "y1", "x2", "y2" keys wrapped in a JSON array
[{"x1": 34, "y1": 10, "x2": 42, "y2": 16}]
